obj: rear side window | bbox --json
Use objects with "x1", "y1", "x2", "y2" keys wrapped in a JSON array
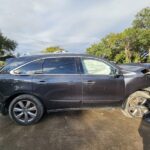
[
  {"x1": 0, "y1": 60, "x2": 27, "y2": 74},
  {"x1": 14, "y1": 60, "x2": 43, "y2": 75},
  {"x1": 43, "y1": 57, "x2": 77, "y2": 74}
]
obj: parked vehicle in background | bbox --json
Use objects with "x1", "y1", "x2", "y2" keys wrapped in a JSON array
[{"x1": 0, "y1": 54, "x2": 150, "y2": 125}]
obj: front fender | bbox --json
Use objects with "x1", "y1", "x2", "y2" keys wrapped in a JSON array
[
  {"x1": 124, "y1": 73, "x2": 150, "y2": 99},
  {"x1": 143, "y1": 87, "x2": 150, "y2": 95}
]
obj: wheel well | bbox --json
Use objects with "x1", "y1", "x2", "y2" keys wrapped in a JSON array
[
  {"x1": 5, "y1": 93, "x2": 45, "y2": 110},
  {"x1": 122, "y1": 90, "x2": 150, "y2": 109},
  {"x1": 141, "y1": 87, "x2": 150, "y2": 94}
]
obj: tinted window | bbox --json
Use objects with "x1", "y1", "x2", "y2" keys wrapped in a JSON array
[
  {"x1": 82, "y1": 58, "x2": 114, "y2": 75},
  {"x1": 14, "y1": 60, "x2": 43, "y2": 75},
  {"x1": 0, "y1": 57, "x2": 37, "y2": 74},
  {"x1": 43, "y1": 58, "x2": 77, "y2": 74},
  {"x1": 0, "y1": 60, "x2": 27, "y2": 74}
]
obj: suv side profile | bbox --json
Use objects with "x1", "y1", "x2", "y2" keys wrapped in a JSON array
[{"x1": 0, "y1": 54, "x2": 150, "y2": 125}]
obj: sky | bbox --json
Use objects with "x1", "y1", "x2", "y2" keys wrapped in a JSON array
[{"x1": 0, "y1": 0, "x2": 149, "y2": 55}]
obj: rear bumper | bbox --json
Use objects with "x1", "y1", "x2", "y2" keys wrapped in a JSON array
[
  {"x1": 0, "y1": 102, "x2": 7, "y2": 115},
  {"x1": 0, "y1": 103, "x2": 2, "y2": 111},
  {"x1": 0, "y1": 103, "x2": 3, "y2": 113}
]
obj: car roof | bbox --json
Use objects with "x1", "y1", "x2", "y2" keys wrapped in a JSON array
[
  {"x1": 18, "y1": 53, "x2": 93, "y2": 59},
  {"x1": 8, "y1": 53, "x2": 102, "y2": 63},
  {"x1": 5, "y1": 53, "x2": 97, "y2": 65}
]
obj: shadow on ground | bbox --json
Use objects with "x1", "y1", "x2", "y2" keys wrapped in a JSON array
[{"x1": 0, "y1": 109, "x2": 149, "y2": 150}]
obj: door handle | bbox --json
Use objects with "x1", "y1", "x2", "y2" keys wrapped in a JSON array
[
  {"x1": 39, "y1": 80, "x2": 46, "y2": 83},
  {"x1": 83, "y1": 81, "x2": 95, "y2": 85},
  {"x1": 67, "y1": 81, "x2": 75, "y2": 85}
]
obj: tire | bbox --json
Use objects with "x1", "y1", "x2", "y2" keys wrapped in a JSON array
[
  {"x1": 123, "y1": 91, "x2": 150, "y2": 118},
  {"x1": 9, "y1": 94, "x2": 44, "y2": 125}
]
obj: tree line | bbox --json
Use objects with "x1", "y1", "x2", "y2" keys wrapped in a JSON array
[
  {"x1": 0, "y1": 7, "x2": 149, "y2": 65},
  {"x1": 87, "y1": 7, "x2": 150, "y2": 63},
  {"x1": 0, "y1": 32, "x2": 17, "y2": 66}
]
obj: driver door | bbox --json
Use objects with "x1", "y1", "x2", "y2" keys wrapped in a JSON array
[{"x1": 80, "y1": 57, "x2": 125, "y2": 105}]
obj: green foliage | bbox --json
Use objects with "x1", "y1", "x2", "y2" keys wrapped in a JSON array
[
  {"x1": 148, "y1": 56, "x2": 150, "y2": 63},
  {"x1": 0, "y1": 61, "x2": 4, "y2": 67},
  {"x1": 43, "y1": 46, "x2": 64, "y2": 53},
  {"x1": 114, "y1": 51, "x2": 126, "y2": 64},
  {"x1": 86, "y1": 7, "x2": 150, "y2": 63},
  {"x1": 132, "y1": 7, "x2": 150, "y2": 29},
  {"x1": 0, "y1": 32, "x2": 17, "y2": 56}
]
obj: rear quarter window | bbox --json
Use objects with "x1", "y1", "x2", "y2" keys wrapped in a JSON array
[
  {"x1": 13, "y1": 60, "x2": 43, "y2": 75},
  {"x1": 0, "y1": 60, "x2": 27, "y2": 74}
]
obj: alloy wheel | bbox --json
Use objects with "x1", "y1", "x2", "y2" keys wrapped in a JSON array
[
  {"x1": 13, "y1": 100, "x2": 37, "y2": 123},
  {"x1": 128, "y1": 97, "x2": 149, "y2": 118}
]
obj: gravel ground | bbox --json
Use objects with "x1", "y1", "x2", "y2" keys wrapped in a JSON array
[{"x1": 0, "y1": 108, "x2": 150, "y2": 150}]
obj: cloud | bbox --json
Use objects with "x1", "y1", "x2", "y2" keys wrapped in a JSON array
[{"x1": 0, "y1": 0, "x2": 149, "y2": 54}]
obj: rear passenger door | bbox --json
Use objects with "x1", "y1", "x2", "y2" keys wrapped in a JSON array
[{"x1": 32, "y1": 57, "x2": 82, "y2": 109}]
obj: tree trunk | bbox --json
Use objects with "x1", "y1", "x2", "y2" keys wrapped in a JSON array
[{"x1": 125, "y1": 42, "x2": 132, "y2": 63}]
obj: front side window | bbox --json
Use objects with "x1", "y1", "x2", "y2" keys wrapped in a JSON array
[
  {"x1": 82, "y1": 58, "x2": 114, "y2": 75},
  {"x1": 43, "y1": 57, "x2": 77, "y2": 74},
  {"x1": 13, "y1": 60, "x2": 43, "y2": 75}
]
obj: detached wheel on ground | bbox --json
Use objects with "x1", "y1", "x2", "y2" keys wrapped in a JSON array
[
  {"x1": 9, "y1": 94, "x2": 44, "y2": 125},
  {"x1": 123, "y1": 91, "x2": 150, "y2": 118}
]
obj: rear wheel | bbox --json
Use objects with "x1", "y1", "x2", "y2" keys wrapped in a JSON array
[
  {"x1": 9, "y1": 94, "x2": 44, "y2": 125},
  {"x1": 123, "y1": 91, "x2": 150, "y2": 118}
]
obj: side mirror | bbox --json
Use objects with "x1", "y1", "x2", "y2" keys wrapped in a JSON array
[
  {"x1": 113, "y1": 69, "x2": 122, "y2": 78},
  {"x1": 114, "y1": 74, "x2": 121, "y2": 78}
]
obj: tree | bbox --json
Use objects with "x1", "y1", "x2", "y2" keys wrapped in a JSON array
[
  {"x1": 132, "y1": 7, "x2": 150, "y2": 62},
  {"x1": 132, "y1": 7, "x2": 150, "y2": 29},
  {"x1": 87, "y1": 28, "x2": 150, "y2": 63},
  {"x1": 0, "y1": 32, "x2": 17, "y2": 56},
  {"x1": 87, "y1": 33, "x2": 120, "y2": 60},
  {"x1": 43, "y1": 46, "x2": 64, "y2": 53},
  {"x1": 87, "y1": 7, "x2": 150, "y2": 63}
]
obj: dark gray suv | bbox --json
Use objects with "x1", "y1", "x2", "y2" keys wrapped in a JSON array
[{"x1": 0, "y1": 54, "x2": 150, "y2": 125}]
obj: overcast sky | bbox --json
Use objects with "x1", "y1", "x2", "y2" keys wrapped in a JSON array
[{"x1": 0, "y1": 0, "x2": 149, "y2": 55}]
